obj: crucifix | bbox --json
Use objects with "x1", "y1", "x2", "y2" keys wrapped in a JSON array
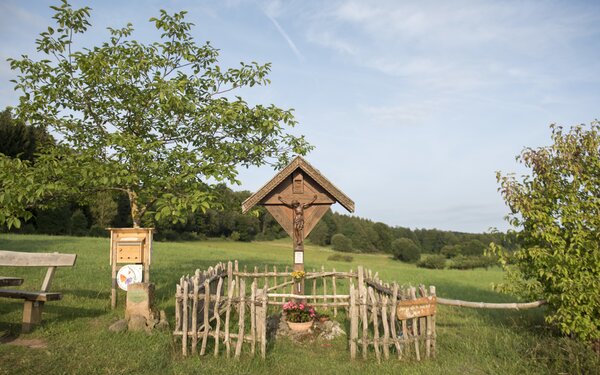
[
  {"x1": 278, "y1": 194, "x2": 317, "y2": 248},
  {"x1": 241, "y1": 156, "x2": 355, "y2": 296}
]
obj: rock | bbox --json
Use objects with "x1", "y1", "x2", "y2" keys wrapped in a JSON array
[
  {"x1": 108, "y1": 319, "x2": 128, "y2": 333},
  {"x1": 128, "y1": 314, "x2": 147, "y2": 332},
  {"x1": 317, "y1": 320, "x2": 346, "y2": 340},
  {"x1": 156, "y1": 310, "x2": 170, "y2": 331},
  {"x1": 156, "y1": 320, "x2": 170, "y2": 331}
]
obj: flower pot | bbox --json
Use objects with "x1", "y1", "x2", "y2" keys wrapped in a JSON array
[{"x1": 287, "y1": 320, "x2": 313, "y2": 332}]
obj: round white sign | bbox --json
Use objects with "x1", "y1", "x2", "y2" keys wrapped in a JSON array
[{"x1": 116, "y1": 264, "x2": 143, "y2": 291}]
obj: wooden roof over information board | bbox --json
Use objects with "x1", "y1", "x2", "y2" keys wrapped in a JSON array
[{"x1": 241, "y1": 156, "x2": 355, "y2": 214}]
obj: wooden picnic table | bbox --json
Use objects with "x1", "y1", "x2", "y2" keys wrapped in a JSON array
[{"x1": 0, "y1": 276, "x2": 24, "y2": 287}]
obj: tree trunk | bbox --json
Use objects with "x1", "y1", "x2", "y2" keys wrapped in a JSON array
[{"x1": 127, "y1": 190, "x2": 141, "y2": 228}]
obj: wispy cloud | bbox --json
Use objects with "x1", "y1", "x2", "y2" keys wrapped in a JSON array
[
  {"x1": 265, "y1": 14, "x2": 304, "y2": 62},
  {"x1": 306, "y1": 29, "x2": 357, "y2": 55},
  {"x1": 362, "y1": 102, "x2": 433, "y2": 126},
  {"x1": 302, "y1": 0, "x2": 600, "y2": 94}
]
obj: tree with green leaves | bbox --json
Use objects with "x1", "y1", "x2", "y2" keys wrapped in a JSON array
[
  {"x1": 331, "y1": 233, "x2": 353, "y2": 252},
  {"x1": 391, "y1": 238, "x2": 421, "y2": 263},
  {"x1": 89, "y1": 191, "x2": 118, "y2": 228},
  {"x1": 493, "y1": 121, "x2": 600, "y2": 344},
  {"x1": 0, "y1": 1, "x2": 311, "y2": 229},
  {"x1": 0, "y1": 107, "x2": 52, "y2": 161}
]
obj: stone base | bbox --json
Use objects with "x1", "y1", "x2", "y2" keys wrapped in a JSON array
[
  {"x1": 267, "y1": 313, "x2": 346, "y2": 343},
  {"x1": 126, "y1": 282, "x2": 155, "y2": 321},
  {"x1": 108, "y1": 310, "x2": 169, "y2": 334}
]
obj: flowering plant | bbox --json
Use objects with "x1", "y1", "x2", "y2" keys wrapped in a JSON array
[
  {"x1": 291, "y1": 270, "x2": 305, "y2": 281},
  {"x1": 282, "y1": 300, "x2": 317, "y2": 323}
]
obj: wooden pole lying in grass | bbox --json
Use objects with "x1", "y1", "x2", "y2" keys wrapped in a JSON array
[{"x1": 437, "y1": 298, "x2": 546, "y2": 309}]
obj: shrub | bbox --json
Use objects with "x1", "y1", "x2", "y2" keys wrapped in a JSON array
[
  {"x1": 70, "y1": 209, "x2": 89, "y2": 236},
  {"x1": 88, "y1": 225, "x2": 109, "y2": 237},
  {"x1": 461, "y1": 239, "x2": 486, "y2": 256},
  {"x1": 155, "y1": 229, "x2": 180, "y2": 242},
  {"x1": 417, "y1": 255, "x2": 447, "y2": 269},
  {"x1": 327, "y1": 254, "x2": 353, "y2": 262},
  {"x1": 230, "y1": 231, "x2": 241, "y2": 241},
  {"x1": 441, "y1": 244, "x2": 461, "y2": 258},
  {"x1": 449, "y1": 255, "x2": 496, "y2": 270},
  {"x1": 36, "y1": 205, "x2": 72, "y2": 235},
  {"x1": 391, "y1": 238, "x2": 421, "y2": 263},
  {"x1": 180, "y1": 232, "x2": 205, "y2": 241},
  {"x1": 331, "y1": 233, "x2": 352, "y2": 252}
]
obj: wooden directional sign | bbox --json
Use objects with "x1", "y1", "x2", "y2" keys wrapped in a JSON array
[
  {"x1": 396, "y1": 296, "x2": 437, "y2": 320},
  {"x1": 242, "y1": 156, "x2": 354, "y2": 294}
]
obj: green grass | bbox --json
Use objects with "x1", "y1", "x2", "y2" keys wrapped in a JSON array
[{"x1": 0, "y1": 234, "x2": 598, "y2": 374}]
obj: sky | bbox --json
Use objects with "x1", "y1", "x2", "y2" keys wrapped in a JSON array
[{"x1": 1, "y1": 0, "x2": 599, "y2": 233}]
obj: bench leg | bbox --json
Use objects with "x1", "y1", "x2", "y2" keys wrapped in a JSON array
[{"x1": 22, "y1": 301, "x2": 44, "y2": 333}]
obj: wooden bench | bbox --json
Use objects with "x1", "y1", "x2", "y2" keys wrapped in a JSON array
[{"x1": 0, "y1": 250, "x2": 77, "y2": 332}]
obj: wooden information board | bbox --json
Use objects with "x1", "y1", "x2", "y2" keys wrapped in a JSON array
[{"x1": 108, "y1": 227, "x2": 154, "y2": 309}]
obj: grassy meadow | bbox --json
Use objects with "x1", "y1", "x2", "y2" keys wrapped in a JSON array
[{"x1": 0, "y1": 234, "x2": 597, "y2": 374}]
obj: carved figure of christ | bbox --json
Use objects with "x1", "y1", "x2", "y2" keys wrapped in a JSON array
[{"x1": 277, "y1": 194, "x2": 318, "y2": 247}]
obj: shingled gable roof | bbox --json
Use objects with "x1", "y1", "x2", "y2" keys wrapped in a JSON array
[{"x1": 241, "y1": 156, "x2": 355, "y2": 214}]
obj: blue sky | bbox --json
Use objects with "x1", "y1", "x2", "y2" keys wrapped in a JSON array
[{"x1": 1, "y1": 0, "x2": 599, "y2": 233}]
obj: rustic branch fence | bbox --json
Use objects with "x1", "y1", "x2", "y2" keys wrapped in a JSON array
[{"x1": 174, "y1": 261, "x2": 437, "y2": 362}]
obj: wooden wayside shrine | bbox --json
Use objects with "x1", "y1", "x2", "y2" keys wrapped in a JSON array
[{"x1": 242, "y1": 156, "x2": 354, "y2": 294}]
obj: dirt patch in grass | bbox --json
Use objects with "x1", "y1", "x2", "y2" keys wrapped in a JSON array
[{"x1": 0, "y1": 336, "x2": 48, "y2": 349}]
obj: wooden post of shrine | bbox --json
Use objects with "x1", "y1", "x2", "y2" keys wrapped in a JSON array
[{"x1": 242, "y1": 156, "x2": 354, "y2": 297}]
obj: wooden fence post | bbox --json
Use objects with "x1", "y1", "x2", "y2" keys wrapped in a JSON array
[
  {"x1": 182, "y1": 279, "x2": 189, "y2": 357},
  {"x1": 381, "y1": 294, "x2": 390, "y2": 360},
  {"x1": 225, "y1": 279, "x2": 235, "y2": 358},
  {"x1": 235, "y1": 278, "x2": 246, "y2": 358},
  {"x1": 200, "y1": 280, "x2": 210, "y2": 355},
  {"x1": 368, "y1": 287, "x2": 381, "y2": 363},
  {"x1": 349, "y1": 282, "x2": 358, "y2": 359},
  {"x1": 214, "y1": 277, "x2": 223, "y2": 357},
  {"x1": 250, "y1": 280, "x2": 257, "y2": 355},
  {"x1": 332, "y1": 268, "x2": 338, "y2": 317},
  {"x1": 390, "y1": 283, "x2": 402, "y2": 359}
]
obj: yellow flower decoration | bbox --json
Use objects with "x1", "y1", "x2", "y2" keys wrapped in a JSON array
[{"x1": 291, "y1": 270, "x2": 305, "y2": 281}]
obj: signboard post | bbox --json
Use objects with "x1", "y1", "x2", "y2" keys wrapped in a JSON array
[{"x1": 108, "y1": 227, "x2": 154, "y2": 309}]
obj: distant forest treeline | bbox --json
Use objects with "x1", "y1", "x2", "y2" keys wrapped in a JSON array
[{"x1": 3, "y1": 183, "x2": 515, "y2": 256}]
